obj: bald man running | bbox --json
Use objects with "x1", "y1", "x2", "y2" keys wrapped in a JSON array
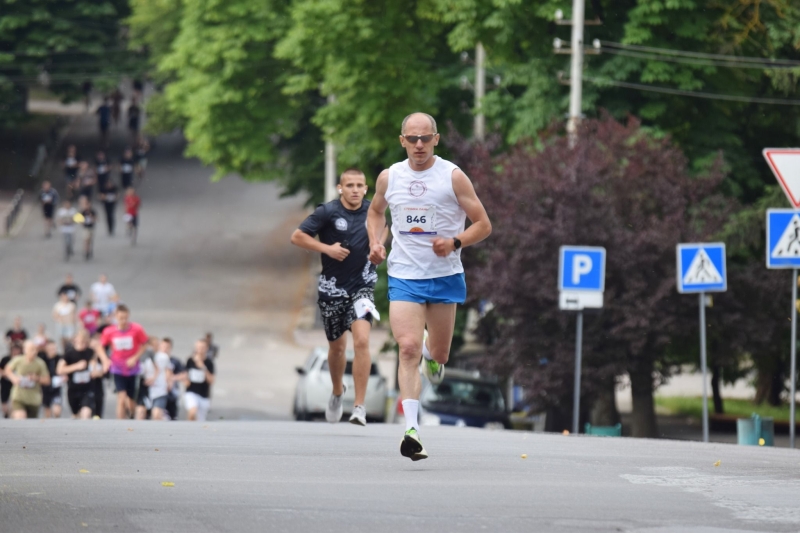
[{"x1": 367, "y1": 112, "x2": 492, "y2": 460}]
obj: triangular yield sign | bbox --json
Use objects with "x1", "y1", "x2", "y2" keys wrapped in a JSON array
[
  {"x1": 763, "y1": 148, "x2": 800, "y2": 208},
  {"x1": 771, "y1": 213, "x2": 800, "y2": 258},
  {"x1": 683, "y1": 248, "x2": 723, "y2": 285}
]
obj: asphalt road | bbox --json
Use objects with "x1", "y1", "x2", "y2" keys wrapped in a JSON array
[{"x1": 1, "y1": 420, "x2": 799, "y2": 533}]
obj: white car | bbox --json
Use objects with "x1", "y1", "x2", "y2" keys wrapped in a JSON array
[{"x1": 293, "y1": 347, "x2": 388, "y2": 422}]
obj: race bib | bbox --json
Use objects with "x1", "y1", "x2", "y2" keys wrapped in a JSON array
[
  {"x1": 112, "y1": 336, "x2": 134, "y2": 351},
  {"x1": 51, "y1": 376, "x2": 64, "y2": 388},
  {"x1": 122, "y1": 164, "x2": 133, "y2": 173},
  {"x1": 84, "y1": 314, "x2": 96, "y2": 323},
  {"x1": 73, "y1": 370, "x2": 91, "y2": 384},
  {"x1": 19, "y1": 376, "x2": 36, "y2": 389},
  {"x1": 398, "y1": 206, "x2": 436, "y2": 235},
  {"x1": 98, "y1": 164, "x2": 108, "y2": 174},
  {"x1": 105, "y1": 194, "x2": 116, "y2": 202},
  {"x1": 188, "y1": 368, "x2": 206, "y2": 383}
]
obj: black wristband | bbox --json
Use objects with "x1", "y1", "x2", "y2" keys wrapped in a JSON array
[{"x1": 453, "y1": 237, "x2": 462, "y2": 250}]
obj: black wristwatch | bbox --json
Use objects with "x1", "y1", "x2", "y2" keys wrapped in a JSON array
[{"x1": 453, "y1": 237, "x2": 462, "y2": 250}]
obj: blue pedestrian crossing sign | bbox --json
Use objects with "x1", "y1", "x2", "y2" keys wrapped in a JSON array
[
  {"x1": 676, "y1": 243, "x2": 727, "y2": 293},
  {"x1": 559, "y1": 246, "x2": 606, "y2": 292},
  {"x1": 767, "y1": 209, "x2": 800, "y2": 269}
]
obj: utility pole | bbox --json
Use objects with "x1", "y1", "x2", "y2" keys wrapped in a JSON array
[
  {"x1": 474, "y1": 42, "x2": 486, "y2": 142},
  {"x1": 324, "y1": 94, "x2": 337, "y2": 203},
  {"x1": 567, "y1": 0, "x2": 585, "y2": 145}
]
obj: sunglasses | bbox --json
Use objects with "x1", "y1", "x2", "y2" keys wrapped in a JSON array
[{"x1": 402, "y1": 134, "x2": 438, "y2": 144}]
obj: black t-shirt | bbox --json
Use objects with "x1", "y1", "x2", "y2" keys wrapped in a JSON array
[
  {"x1": 40, "y1": 189, "x2": 59, "y2": 206},
  {"x1": 58, "y1": 283, "x2": 81, "y2": 303},
  {"x1": 102, "y1": 184, "x2": 119, "y2": 204},
  {"x1": 5, "y1": 328, "x2": 27, "y2": 344},
  {"x1": 82, "y1": 208, "x2": 97, "y2": 228},
  {"x1": 185, "y1": 357, "x2": 214, "y2": 398},
  {"x1": 121, "y1": 157, "x2": 134, "y2": 177},
  {"x1": 63, "y1": 348, "x2": 94, "y2": 394},
  {"x1": 39, "y1": 353, "x2": 63, "y2": 391},
  {"x1": 0, "y1": 354, "x2": 12, "y2": 391},
  {"x1": 298, "y1": 199, "x2": 377, "y2": 300}
]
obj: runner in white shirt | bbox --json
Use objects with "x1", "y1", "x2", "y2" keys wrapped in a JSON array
[
  {"x1": 90, "y1": 274, "x2": 117, "y2": 316},
  {"x1": 56, "y1": 200, "x2": 77, "y2": 261},
  {"x1": 142, "y1": 338, "x2": 174, "y2": 420},
  {"x1": 367, "y1": 112, "x2": 492, "y2": 461}
]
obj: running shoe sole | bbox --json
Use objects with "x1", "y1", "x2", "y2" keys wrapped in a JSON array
[
  {"x1": 349, "y1": 414, "x2": 366, "y2": 426},
  {"x1": 400, "y1": 434, "x2": 428, "y2": 461}
]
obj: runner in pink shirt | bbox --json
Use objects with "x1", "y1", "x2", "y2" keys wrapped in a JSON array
[
  {"x1": 78, "y1": 300, "x2": 101, "y2": 335},
  {"x1": 100, "y1": 304, "x2": 148, "y2": 419}
]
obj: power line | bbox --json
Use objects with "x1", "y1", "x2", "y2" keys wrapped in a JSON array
[
  {"x1": 580, "y1": 74, "x2": 800, "y2": 105},
  {"x1": 601, "y1": 48, "x2": 800, "y2": 70},
  {"x1": 600, "y1": 40, "x2": 800, "y2": 67}
]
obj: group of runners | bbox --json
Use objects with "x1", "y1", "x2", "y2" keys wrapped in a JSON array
[
  {"x1": 1, "y1": 291, "x2": 219, "y2": 422},
  {"x1": 291, "y1": 112, "x2": 491, "y2": 460},
  {"x1": 40, "y1": 141, "x2": 146, "y2": 259}
]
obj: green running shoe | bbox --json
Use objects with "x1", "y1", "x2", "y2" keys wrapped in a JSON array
[
  {"x1": 400, "y1": 428, "x2": 428, "y2": 461},
  {"x1": 423, "y1": 358, "x2": 445, "y2": 385}
]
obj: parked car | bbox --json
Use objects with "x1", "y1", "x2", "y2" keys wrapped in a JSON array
[
  {"x1": 417, "y1": 368, "x2": 511, "y2": 429},
  {"x1": 293, "y1": 347, "x2": 388, "y2": 422}
]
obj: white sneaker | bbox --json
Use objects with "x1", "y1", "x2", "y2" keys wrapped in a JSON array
[
  {"x1": 325, "y1": 384, "x2": 347, "y2": 423},
  {"x1": 349, "y1": 404, "x2": 367, "y2": 426}
]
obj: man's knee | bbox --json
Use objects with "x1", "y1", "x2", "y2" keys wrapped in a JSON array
[{"x1": 397, "y1": 338, "x2": 422, "y2": 363}]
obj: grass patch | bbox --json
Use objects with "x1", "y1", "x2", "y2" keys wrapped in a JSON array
[{"x1": 655, "y1": 396, "x2": 797, "y2": 422}]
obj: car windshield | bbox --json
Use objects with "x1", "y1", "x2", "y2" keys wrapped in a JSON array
[{"x1": 421, "y1": 379, "x2": 506, "y2": 411}]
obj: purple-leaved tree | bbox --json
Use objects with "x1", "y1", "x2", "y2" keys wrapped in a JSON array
[{"x1": 452, "y1": 115, "x2": 733, "y2": 437}]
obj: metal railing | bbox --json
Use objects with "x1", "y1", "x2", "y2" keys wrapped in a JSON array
[{"x1": 5, "y1": 189, "x2": 24, "y2": 236}]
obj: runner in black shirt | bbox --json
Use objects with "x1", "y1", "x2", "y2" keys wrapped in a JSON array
[
  {"x1": 5, "y1": 316, "x2": 28, "y2": 347},
  {"x1": 57, "y1": 330, "x2": 108, "y2": 419},
  {"x1": 39, "y1": 181, "x2": 60, "y2": 237},
  {"x1": 39, "y1": 340, "x2": 63, "y2": 418},
  {"x1": 100, "y1": 179, "x2": 119, "y2": 236},
  {"x1": 57, "y1": 273, "x2": 82, "y2": 304},
  {"x1": 0, "y1": 342, "x2": 22, "y2": 418},
  {"x1": 290, "y1": 168, "x2": 384, "y2": 426},
  {"x1": 96, "y1": 150, "x2": 111, "y2": 191},
  {"x1": 120, "y1": 148, "x2": 135, "y2": 190},
  {"x1": 79, "y1": 196, "x2": 97, "y2": 260},
  {"x1": 183, "y1": 339, "x2": 215, "y2": 421}
]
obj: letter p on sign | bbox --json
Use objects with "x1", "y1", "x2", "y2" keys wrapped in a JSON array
[{"x1": 572, "y1": 254, "x2": 593, "y2": 284}]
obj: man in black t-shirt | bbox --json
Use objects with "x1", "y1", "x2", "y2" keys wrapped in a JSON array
[
  {"x1": 39, "y1": 181, "x2": 60, "y2": 237},
  {"x1": 57, "y1": 273, "x2": 82, "y2": 304},
  {"x1": 0, "y1": 342, "x2": 22, "y2": 418},
  {"x1": 5, "y1": 316, "x2": 28, "y2": 348},
  {"x1": 57, "y1": 330, "x2": 108, "y2": 419},
  {"x1": 290, "y1": 168, "x2": 384, "y2": 427},
  {"x1": 183, "y1": 339, "x2": 215, "y2": 422}
]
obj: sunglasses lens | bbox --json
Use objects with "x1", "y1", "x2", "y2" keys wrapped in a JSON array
[{"x1": 406, "y1": 135, "x2": 434, "y2": 143}]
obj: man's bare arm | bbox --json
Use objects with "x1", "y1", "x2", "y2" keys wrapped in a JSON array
[
  {"x1": 432, "y1": 169, "x2": 492, "y2": 257},
  {"x1": 367, "y1": 170, "x2": 390, "y2": 264}
]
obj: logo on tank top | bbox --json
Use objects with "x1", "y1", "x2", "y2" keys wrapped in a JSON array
[
  {"x1": 335, "y1": 218, "x2": 348, "y2": 231},
  {"x1": 409, "y1": 181, "x2": 427, "y2": 198}
]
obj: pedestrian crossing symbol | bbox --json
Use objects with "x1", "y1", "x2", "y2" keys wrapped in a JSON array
[
  {"x1": 676, "y1": 243, "x2": 727, "y2": 293},
  {"x1": 766, "y1": 209, "x2": 800, "y2": 268}
]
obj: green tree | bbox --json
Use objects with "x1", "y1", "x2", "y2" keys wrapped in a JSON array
[{"x1": 0, "y1": 0, "x2": 136, "y2": 125}]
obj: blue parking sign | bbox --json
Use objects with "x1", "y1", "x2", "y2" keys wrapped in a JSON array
[
  {"x1": 559, "y1": 246, "x2": 606, "y2": 292},
  {"x1": 767, "y1": 209, "x2": 800, "y2": 269},
  {"x1": 676, "y1": 243, "x2": 727, "y2": 293}
]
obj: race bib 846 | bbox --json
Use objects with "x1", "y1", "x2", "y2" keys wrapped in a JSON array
[{"x1": 398, "y1": 206, "x2": 436, "y2": 236}]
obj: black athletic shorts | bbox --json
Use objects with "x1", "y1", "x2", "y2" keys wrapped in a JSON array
[
  {"x1": 42, "y1": 387, "x2": 62, "y2": 408},
  {"x1": 68, "y1": 390, "x2": 96, "y2": 415},
  {"x1": 136, "y1": 383, "x2": 151, "y2": 408},
  {"x1": 43, "y1": 204, "x2": 55, "y2": 219},
  {"x1": 318, "y1": 287, "x2": 374, "y2": 342},
  {"x1": 1, "y1": 381, "x2": 11, "y2": 403},
  {"x1": 113, "y1": 373, "x2": 138, "y2": 399}
]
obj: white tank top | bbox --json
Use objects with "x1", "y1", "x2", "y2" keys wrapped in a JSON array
[{"x1": 386, "y1": 157, "x2": 466, "y2": 279}]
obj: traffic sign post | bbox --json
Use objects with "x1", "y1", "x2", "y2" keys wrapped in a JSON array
[
  {"x1": 766, "y1": 209, "x2": 800, "y2": 448},
  {"x1": 558, "y1": 246, "x2": 606, "y2": 435},
  {"x1": 676, "y1": 243, "x2": 727, "y2": 443}
]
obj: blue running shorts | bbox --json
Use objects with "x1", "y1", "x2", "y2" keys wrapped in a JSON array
[{"x1": 388, "y1": 273, "x2": 467, "y2": 305}]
